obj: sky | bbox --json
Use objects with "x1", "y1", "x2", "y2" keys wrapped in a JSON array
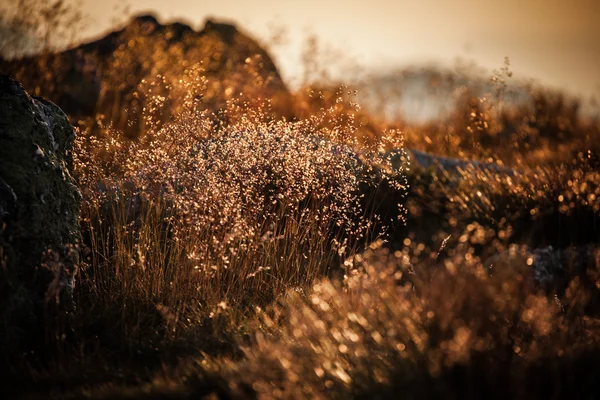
[{"x1": 80, "y1": 0, "x2": 600, "y2": 100}]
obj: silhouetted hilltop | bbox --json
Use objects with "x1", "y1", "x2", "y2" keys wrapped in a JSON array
[{"x1": 0, "y1": 14, "x2": 291, "y2": 136}]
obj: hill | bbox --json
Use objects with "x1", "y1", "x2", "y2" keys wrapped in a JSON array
[{"x1": 0, "y1": 14, "x2": 292, "y2": 137}]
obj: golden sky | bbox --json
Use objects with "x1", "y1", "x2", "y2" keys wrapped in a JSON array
[{"x1": 81, "y1": 0, "x2": 600, "y2": 99}]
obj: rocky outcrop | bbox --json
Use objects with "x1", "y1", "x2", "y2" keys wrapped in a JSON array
[
  {"x1": 0, "y1": 14, "x2": 292, "y2": 137},
  {"x1": 0, "y1": 74, "x2": 81, "y2": 353}
]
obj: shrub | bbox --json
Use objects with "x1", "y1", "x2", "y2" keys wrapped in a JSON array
[{"x1": 70, "y1": 97, "x2": 407, "y2": 362}]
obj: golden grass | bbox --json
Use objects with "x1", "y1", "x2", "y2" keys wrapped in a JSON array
[{"x1": 1, "y1": 8, "x2": 599, "y2": 399}]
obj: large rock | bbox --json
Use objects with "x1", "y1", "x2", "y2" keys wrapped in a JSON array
[
  {"x1": 0, "y1": 74, "x2": 81, "y2": 353},
  {"x1": 0, "y1": 14, "x2": 292, "y2": 137}
]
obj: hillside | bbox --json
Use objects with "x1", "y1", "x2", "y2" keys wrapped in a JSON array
[
  {"x1": 0, "y1": 14, "x2": 291, "y2": 136},
  {"x1": 1, "y1": 12, "x2": 600, "y2": 400}
]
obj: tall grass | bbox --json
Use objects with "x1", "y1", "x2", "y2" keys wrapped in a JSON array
[
  {"x1": 2, "y1": 10, "x2": 600, "y2": 399},
  {"x1": 206, "y1": 242, "x2": 599, "y2": 399},
  {"x1": 69, "y1": 95, "x2": 407, "y2": 366}
]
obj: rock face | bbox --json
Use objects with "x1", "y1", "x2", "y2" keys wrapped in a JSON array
[
  {"x1": 0, "y1": 74, "x2": 81, "y2": 352},
  {"x1": 0, "y1": 14, "x2": 292, "y2": 137}
]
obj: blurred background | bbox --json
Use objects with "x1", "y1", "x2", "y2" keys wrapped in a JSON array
[
  {"x1": 1, "y1": 0, "x2": 599, "y2": 124},
  {"x1": 79, "y1": 0, "x2": 600, "y2": 99}
]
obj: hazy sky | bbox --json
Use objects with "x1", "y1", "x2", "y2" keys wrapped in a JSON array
[{"x1": 80, "y1": 0, "x2": 600, "y2": 99}]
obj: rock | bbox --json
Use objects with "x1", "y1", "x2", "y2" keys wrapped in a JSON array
[
  {"x1": 485, "y1": 244, "x2": 567, "y2": 289},
  {"x1": 0, "y1": 14, "x2": 292, "y2": 137},
  {"x1": 389, "y1": 148, "x2": 517, "y2": 177},
  {"x1": 484, "y1": 244, "x2": 600, "y2": 313},
  {"x1": 0, "y1": 74, "x2": 81, "y2": 353}
]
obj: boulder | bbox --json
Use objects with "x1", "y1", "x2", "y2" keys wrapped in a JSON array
[
  {"x1": 484, "y1": 244, "x2": 600, "y2": 313},
  {"x1": 0, "y1": 74, "x2": 81, "y2": 353},
  {"x1": 0, "y1": 14, "x2": 292, "y2": 137},
  {"x1": 389, "y1": 148, "x2": 517, "y2": 177}
]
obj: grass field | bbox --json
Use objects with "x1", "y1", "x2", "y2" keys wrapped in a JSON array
[{"x1": 1, "y1": 4, "x2": 600, "y2": 399}]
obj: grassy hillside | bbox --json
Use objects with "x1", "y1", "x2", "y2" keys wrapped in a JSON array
[{"x1": 1, "y1": 9, "x2": 599, "y2": 399}]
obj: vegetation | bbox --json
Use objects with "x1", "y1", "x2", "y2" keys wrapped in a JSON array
[{"x1": 1, "y1": 4, "x2": 599, "y2": 399}]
